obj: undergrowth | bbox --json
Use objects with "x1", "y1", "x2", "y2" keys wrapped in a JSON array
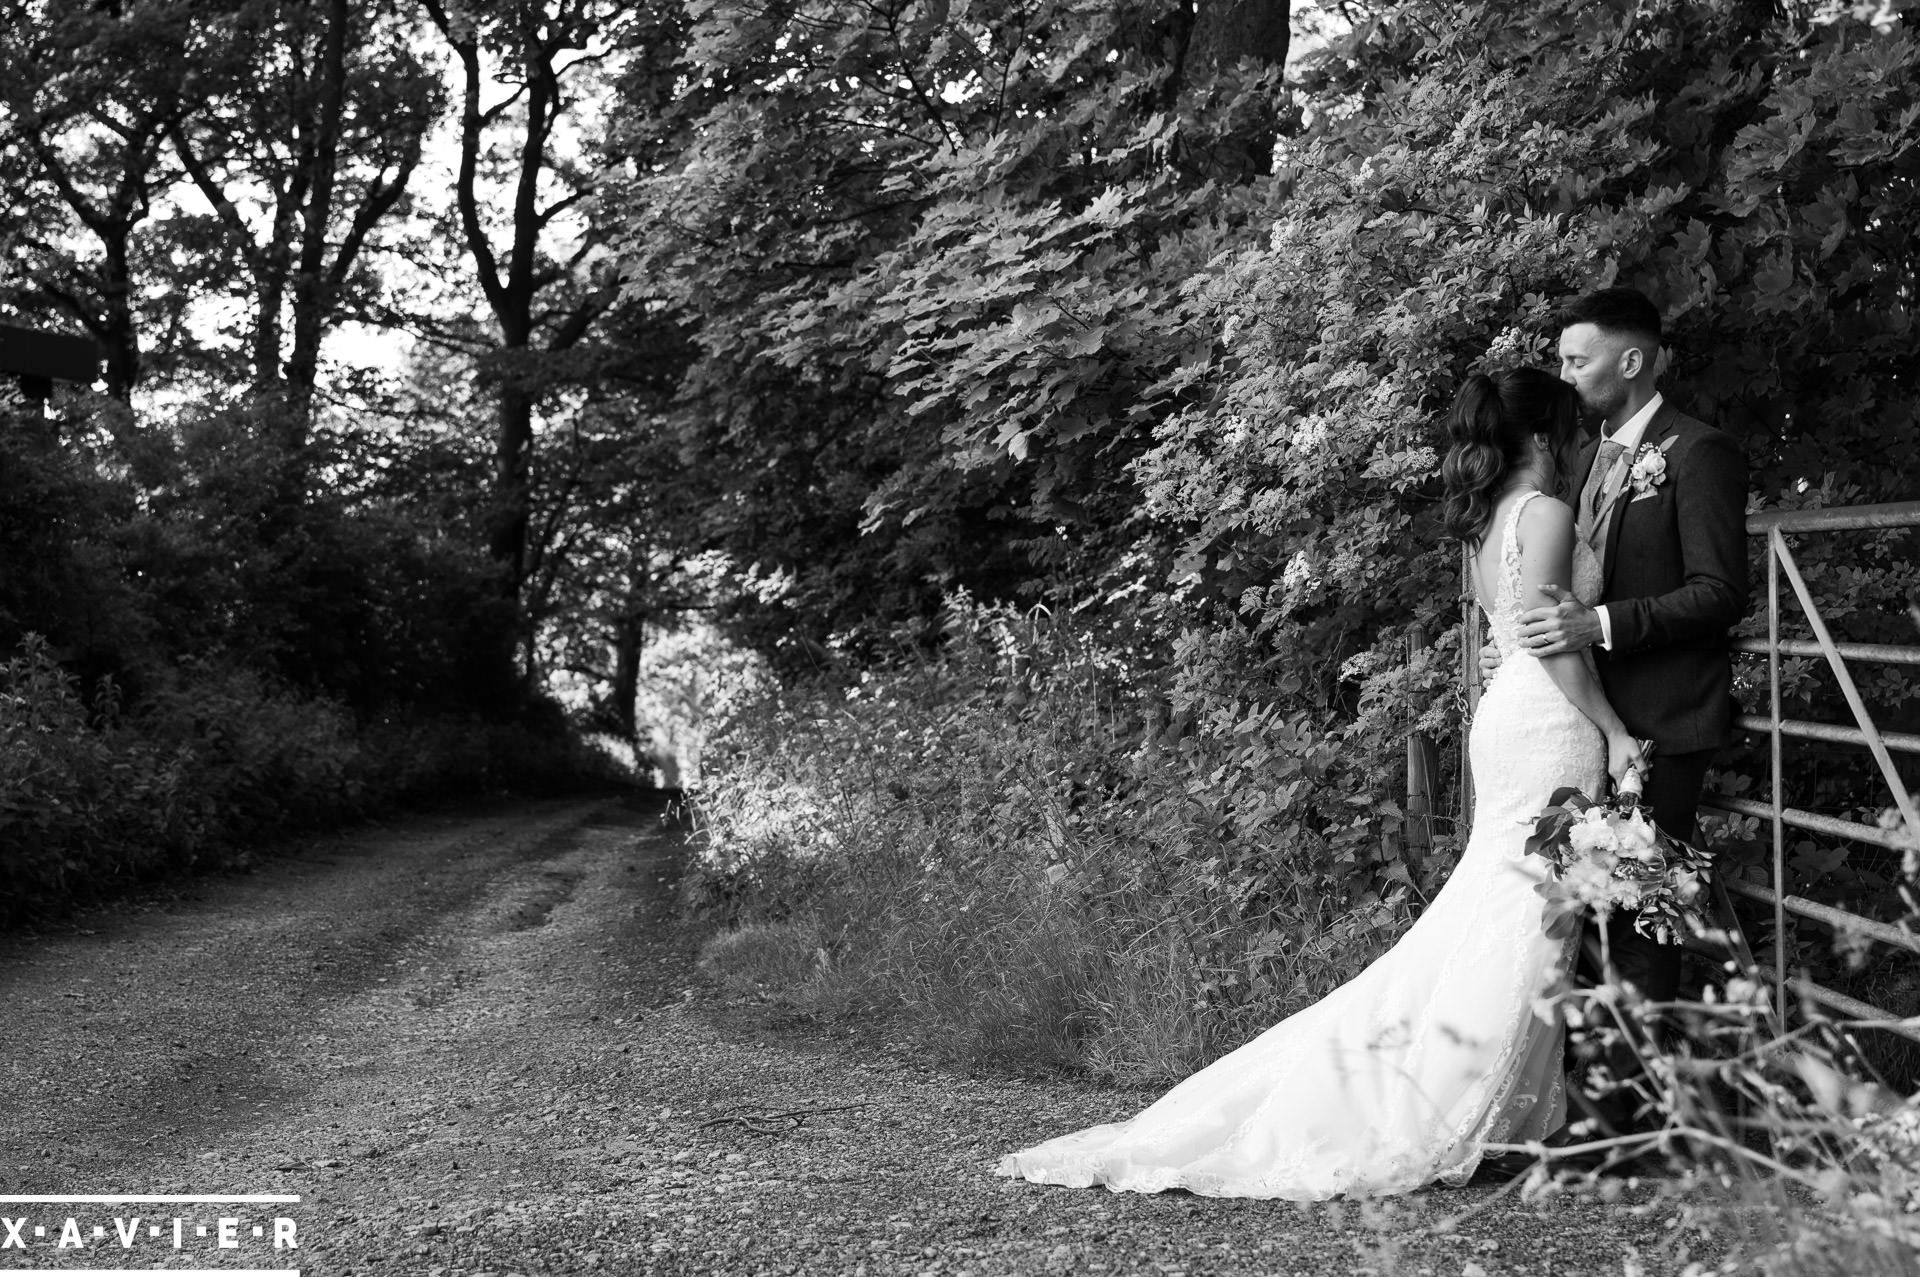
[
  {"x1": 682, "y1": 596, "x2": 1426, "y2": 1082},
  {"x1": 0, "y1": 635, "x2": 630, "y2": 926}
]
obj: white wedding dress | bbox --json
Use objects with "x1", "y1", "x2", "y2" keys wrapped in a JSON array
[{"x1": 997, "y1": 491, "x2": 1607, "y2": 1198}]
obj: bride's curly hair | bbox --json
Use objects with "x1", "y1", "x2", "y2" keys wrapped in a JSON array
[{"x1": 1440, "y1": 368, "x2": 1581, "y2": 545}]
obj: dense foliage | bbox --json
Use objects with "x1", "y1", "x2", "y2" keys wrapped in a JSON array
[
  {"x1": 0, "y1": 388, "x2": 614, "y2": 923},
  {"x1": 601, "y1": 0, "x2": 1289, "y2": 661}
]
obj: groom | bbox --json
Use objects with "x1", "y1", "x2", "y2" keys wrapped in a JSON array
[{"x1": 1517, "y1": 286, "x2": 1748, "y2": 1132}]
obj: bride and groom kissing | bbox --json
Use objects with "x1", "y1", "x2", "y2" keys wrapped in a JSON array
[{"x1": 997, "y1": 287, "x2": 1749, "y2": 1199}]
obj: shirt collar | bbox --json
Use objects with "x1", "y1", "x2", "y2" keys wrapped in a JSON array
[{"x1": 1607, "y1": 391, "x2": 1664, "y2": 452}]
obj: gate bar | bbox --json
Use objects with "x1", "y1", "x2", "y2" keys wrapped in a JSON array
[
  {"x1": 1768, "y1": 529, "x2": 1787, "y2": 1008},
  {"x1": 1748, "y1": 501, "x2": 1920, "y2": 533},
  {"x1": 1703, "y1": 794, "x2": 1912, "y2": 852},
  {"x1": 1794, "y1": 980, "x2": 1920, "y2": 1040},
  {"x1": 1720, "y1": 878, "x2": 1920, "y2": 955},
  {"x1": 1733, "y1": 636, "x2": 1920, "y2": 667},
  {"x1": 1734, "y1": 714, "x2": 1920, "y2": 756}
]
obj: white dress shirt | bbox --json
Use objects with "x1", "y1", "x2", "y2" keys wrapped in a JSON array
[{"x1": 1594, "y1": 392, "x2": 1664, "y2": 650}]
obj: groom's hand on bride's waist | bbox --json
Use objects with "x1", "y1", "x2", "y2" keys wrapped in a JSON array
[{"x1": 1519, "y1": 585, "x2": 1603, "y2": 656}]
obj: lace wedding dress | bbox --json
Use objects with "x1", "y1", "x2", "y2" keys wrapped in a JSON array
[{"x1": 997, "y1": 490, "x2": 1607, "y2": 1199}]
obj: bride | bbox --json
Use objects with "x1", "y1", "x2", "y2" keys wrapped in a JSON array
[{"x1": 996, "y1": 367, "x2": 1648, "y2": 1199}]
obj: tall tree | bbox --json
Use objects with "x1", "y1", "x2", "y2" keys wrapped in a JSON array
[
  {"x1": 0, "y1": 0, "x2": 202, "y2": 399},
  {"x1": 166, "y1": 0, "x2": 440, "y2": 431},
  {"x1": 420, "y1": 0, "x2": 622, "y2": 602}
]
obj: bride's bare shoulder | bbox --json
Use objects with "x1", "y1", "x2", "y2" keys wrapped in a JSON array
[
  {"x1": 1516, "y1": 491, "x2": 1575, "y2": 531},
  {"x1": 1512, "y1": 492, "x2": 1575, "y2": 561}
]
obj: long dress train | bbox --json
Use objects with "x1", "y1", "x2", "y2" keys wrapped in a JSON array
[{"x1": 996, "y1": 491, "x2": 1606, "y2": 1199}]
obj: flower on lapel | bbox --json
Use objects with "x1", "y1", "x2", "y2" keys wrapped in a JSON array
[{"x1": 1627, "y1": 437, "x2": 1678, "y2": 499}]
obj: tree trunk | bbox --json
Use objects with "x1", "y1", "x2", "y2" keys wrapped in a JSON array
[
  {"x1": 609, "y1": 609, "x2": 643, "y2": 743},
  {"x1": 284, "y1": 0, "x2": 352, "y2": 431},
  {"x1": 429, "y1": 0, "x2": 599, "y2": 602},
  {"x1": 491, "y1": 381, "x2": 535, "y2": 586},
  {"x1": 96, "y1": 234, "x2": 141, "y2": 402},
  {"x1": 1192, "y1": 0, "x2": 1290, "y2": 69},
  {"x1": 252, "y1": 273, "x2": 286, "y2": 390}
]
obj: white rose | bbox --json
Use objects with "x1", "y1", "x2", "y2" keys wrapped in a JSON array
[
  {"x1": 1620, "y1": 812, "x2": 1660, "y2": 854},
  {"x1": 1562, "y1": 857, "x2": 1614, "y2": 906},
  {"x1": 1568, "y1": 821, "x2": 1614, "y2": 856},
  {"x1": 1568, "y1": 807, "x2": 1611, "y2": 844}
]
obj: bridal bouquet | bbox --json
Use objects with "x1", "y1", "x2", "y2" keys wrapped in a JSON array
[{"x1": 1525, "y1": 769, "x2": 1713, "y2": 946}]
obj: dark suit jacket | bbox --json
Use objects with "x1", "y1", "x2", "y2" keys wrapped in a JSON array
[{"x1": 1577, "y1": 400, "x2": 1748, "y2": 755}]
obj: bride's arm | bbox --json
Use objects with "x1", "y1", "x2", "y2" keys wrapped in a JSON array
[{"x1": 1516, "y1": 498, "x2": 1644, "y2": 786}]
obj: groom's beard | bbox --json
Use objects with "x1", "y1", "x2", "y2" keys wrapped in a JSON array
[{"x1": 1577, "y1": 382, "x2": 1628, "y2": 425}]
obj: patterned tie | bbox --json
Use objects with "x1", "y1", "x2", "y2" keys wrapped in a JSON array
[{"x1": 1579, "y1": 438, "x2": 1629, "y2": 543}]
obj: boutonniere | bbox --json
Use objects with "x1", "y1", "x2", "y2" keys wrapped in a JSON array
[{"x1": 1627, "y1": 437, "x2": 1679, "y2": 499}]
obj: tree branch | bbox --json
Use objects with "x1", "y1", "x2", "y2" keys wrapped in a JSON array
[{"x1": 423, "y1": 0, "x2": 508, "y2": 317}]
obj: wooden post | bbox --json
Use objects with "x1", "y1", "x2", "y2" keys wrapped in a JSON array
[
  {"x1": 1460, "y1": 544, "x2": 1481, "y2": 830},
  {"x1": 1406, "y1": 623, "x2": 1437, "y2": 863}
]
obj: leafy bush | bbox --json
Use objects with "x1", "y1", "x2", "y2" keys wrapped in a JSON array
[
  {"x1": 689, "y1": 620, "x2": 1920, "y2": 1266},
  {"x1": 0, "y1": 406, "x2": 152, "y2": 694},
  {"x1": 0, "y1": 637, "x2": 197, "y2": 901},
  {"x1": 0, "y1": 636, "x2": 629, "y2": 926},
  {"x1": 130, "y1": 403, "x2": 524, "y2": 715}
]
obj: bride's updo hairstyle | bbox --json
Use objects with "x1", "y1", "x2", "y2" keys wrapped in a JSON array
[{"x1": 1440, "y1": 367, "x2": 1580, "y2": 545}]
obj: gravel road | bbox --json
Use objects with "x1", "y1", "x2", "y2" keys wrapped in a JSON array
[{"x1": 0, "y1": 793, "x2": 1715, "y2": 1275}]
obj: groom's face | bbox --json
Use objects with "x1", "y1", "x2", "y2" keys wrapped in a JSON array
[{"x1": 1557, "y1": 322, "x2": 1637, "y2": 421}]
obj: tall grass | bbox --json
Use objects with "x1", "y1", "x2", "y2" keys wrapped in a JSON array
[{"x1": 683, "y1": 597, "x2": 1416, "y2": 1082}]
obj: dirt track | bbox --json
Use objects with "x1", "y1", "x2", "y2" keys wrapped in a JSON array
[{"x1": 0, "y1": 793, "x2": 1704, "y2": 1275}]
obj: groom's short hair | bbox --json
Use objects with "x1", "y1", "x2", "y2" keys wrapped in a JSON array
[{"x1": 1559, "y1": 287, "x2": 1662, "y2": 347}]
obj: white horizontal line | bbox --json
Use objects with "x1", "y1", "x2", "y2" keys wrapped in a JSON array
[
  {"x1": 0, "y1": 1271, "x2": 297, "y2": 1276},
  {"x1": 0, "y1": 1196, "x2": 300, "y2": 1204}
]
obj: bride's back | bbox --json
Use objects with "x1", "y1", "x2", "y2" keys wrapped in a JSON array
[{"x1": 1469, "y1": 488, "x2": 1603, "y2": 662}]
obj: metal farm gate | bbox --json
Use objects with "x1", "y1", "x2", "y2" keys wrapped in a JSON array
[{"x1": 1704, "y1": 500, "x2": 1920, "y2": 1033}]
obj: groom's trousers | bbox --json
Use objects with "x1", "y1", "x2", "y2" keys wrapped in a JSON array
[{"x1": 1570, "y1": 746, "x2": 1717, "y2": 1132}]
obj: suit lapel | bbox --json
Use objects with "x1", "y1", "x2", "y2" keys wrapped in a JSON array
[{"x1": 1601, "y1": 401, "x2": 1678, "y2": 591}]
